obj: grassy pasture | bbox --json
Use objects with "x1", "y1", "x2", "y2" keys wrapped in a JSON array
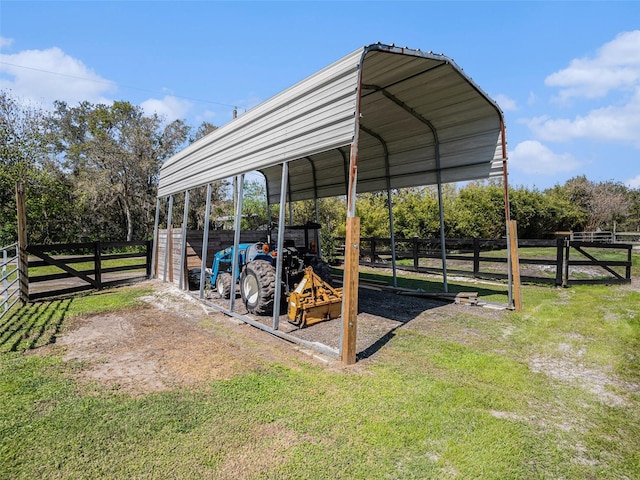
[{"x1": 1, "y1": 263, "x2": 639, "y2": 479}]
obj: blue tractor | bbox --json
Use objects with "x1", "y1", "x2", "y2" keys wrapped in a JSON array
[{"x1": 209, "y1": 223, "x2": 333, "y2": 317}]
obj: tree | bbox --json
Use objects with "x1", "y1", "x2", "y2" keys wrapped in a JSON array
[
  {"x1": 392, "y1": 187, "x2": 441, "y2": 238},
  {"x1": 449, "y1": 181, "x2": 506, "y2": 238},
  {"x1": 51, "y1": 101, "x2": 190, "y2": 241},
  {"x1": 546, "y1": 176, "x2": 630, "y2": 232},
  {"x1": 0, "y1": 90, "x2": 75, "y2": 245}
]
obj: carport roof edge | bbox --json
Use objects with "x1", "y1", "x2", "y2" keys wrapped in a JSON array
[{"x1": 157, "y1": 43, "x2": 507, "y2": 200}]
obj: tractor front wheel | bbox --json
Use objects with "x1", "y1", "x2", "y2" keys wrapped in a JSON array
[
  {"x1": 216, "y1": 272, "x2": 232, "y2": 299},
  {"x1": 240, "y1": 260, "x2": 276, "y2": 315}
]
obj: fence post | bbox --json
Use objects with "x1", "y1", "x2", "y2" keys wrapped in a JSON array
[
  {"x1": 473, "y1": 238, "x2": 480, "y2": 277},
  {"x1": 555, "y1": 237, "x2": 564, "y2": 286},
  {"x1": 370, "y1": 238, "x2": 376, "y2": 266},
  {"x1": 626, "y1": 244, "x2": 632, "y2": 282},
  {"x1": 146, "y1": 240, "x2": 152, "y2": 278},
  {"x1": 94, "y1": 241, "x2": 102, "y2": 289},
  {"x1": 412, "y1": 236, "x2": 419, "y2": 271},
  {"x1": 562, "y1": 240, "x2": 570, "y2": 288},
  {"x1": 15, "y1": 182, "x2": 29, "y2": 303}
]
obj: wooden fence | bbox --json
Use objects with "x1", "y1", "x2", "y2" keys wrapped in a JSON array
[
  {"x1": 333, "y1": 236, "x2": 633, "y2": 286},
  {"x1": 26, "y1": 241, "x2": 152, "y2": 300}
]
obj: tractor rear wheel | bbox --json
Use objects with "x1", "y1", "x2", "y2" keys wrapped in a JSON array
[
  {"x1": 311, "y1": 258, "x2": 333, "y2": 286},
  {"x1": 240, "y1": 260, "x2": 276, "y2": 315},
  {"x1": 216, "y1": 272, "x2": 232, "y2": 299}
]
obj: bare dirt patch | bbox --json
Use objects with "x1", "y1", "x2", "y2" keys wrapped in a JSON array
[
  {"x1": 54, "y1": 282, "x2": 333, "y2": 394},
  {"x1": 49, "y1": 279, "x2": 500, "y2": 394}
]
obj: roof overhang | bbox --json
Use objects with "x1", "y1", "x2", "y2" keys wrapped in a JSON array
[{"x1": 158, "y1": 44, "x2": 507, "y2": 201}]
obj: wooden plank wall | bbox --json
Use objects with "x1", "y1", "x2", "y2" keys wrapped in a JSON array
[{"x1": 155, "y1": 229, "x2": 306, "y2": 286}]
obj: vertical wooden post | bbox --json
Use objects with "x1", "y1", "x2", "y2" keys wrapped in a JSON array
[
  {"x1": 473, "y1": 238, "x2": 480, "y2": 277},
  {"x1": 146, "y1": 240, "x2": 152, "y2": 278},
  {"x1": 508, "y1": 220, "x2": 522, "y2": 311},
  {"x1": 94, "y1": 241, "x2": 102, "y2": 289},
  {"x1": 370, "y1": 238, "x2": 376, "y2": 266},
  {"x1": 412, "y1": 236, "x2": 419, "y2": 271},
  {"x1": 341, "y1": 216, "x2": 360, "y2": 365},
  {"x1": 563, "y1": 240, "x2": 570, "y2": 288},
  {"x1": 15, "y1": 182, "x2": 29, "y2": 304},
  {"x1": 555, "y1": 237, "x2": 564, "y2": 286}
]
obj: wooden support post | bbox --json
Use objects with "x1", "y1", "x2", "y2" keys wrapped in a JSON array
[
  {"x1": 94, "y1": 242, "x2": 102, "y2": 289},
  {"x1": 15, "y1": 182, "x2": 29, "y2": 304},
  {"x1": 508, "y1": 220, "x2": 522, "y2": 311},
  {"x1": 555, "y1": 237, "x2": 564, "y2": 286},
  {"x1": 370, "y1": 238, "x2": 376, "y2": 266},
  {"x1": 146, "y1": 240, "x2": 152, "y2": 278},
  {"x1": 341, "y1": 216, "x2": 360, "y2": 365},
  {"x1": 473, "y1": 238, "x2": 480, "y2": 277},
  {"x1": 563, "y1": 240, "x2": 570, "y2": 288},
  {"x1": 413, "y1": 236, "x2": 419, "y2": 271}
]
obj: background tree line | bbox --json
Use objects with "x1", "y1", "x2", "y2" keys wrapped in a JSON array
[{"x1": 2, "y1": 89, "x2": 638, "y2": 247}]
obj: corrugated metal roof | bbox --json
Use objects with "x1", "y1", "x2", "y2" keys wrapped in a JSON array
[{"x1": 158, "y1": 44, "x2": 506, "y2": 200}]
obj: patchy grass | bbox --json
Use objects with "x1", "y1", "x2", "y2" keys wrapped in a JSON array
[
  {"x1": 0, "y1": 286, "x2": 152, "y2": 353},
  {"x1": 1, "y1": 280, "x2": 639, "y2": 479}
]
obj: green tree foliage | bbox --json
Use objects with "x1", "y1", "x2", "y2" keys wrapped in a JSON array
[
  {"x1": 544, "y1": 175, "x2": 631, "y2": 232},
  {"x1": 355, "y1": 192, "x2": 394, "y2": 238},
  {"x1": 241, "y1": 179, "x2": 269, "y2": 230},
  {"x1": 0, "y1": 91, "x2": 75, "y2": 245},
  {"x1": 51, "y1": 100, "x2": 190, "y2": 241},
  {"x1": 392, "y1": 187, "x2": 442, "y2": 238},
  {"x1": 448, "y1": 181, "x2": 506, "y2": 238}
]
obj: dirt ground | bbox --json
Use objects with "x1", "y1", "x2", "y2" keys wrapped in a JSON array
[{"x1": 47, "y1": 278, "x2": 504, "y2": 395}]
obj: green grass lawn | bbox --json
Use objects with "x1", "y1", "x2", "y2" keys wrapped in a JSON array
[{"x1": 1, "y1": 277, "x2": 639, "y2": 479}]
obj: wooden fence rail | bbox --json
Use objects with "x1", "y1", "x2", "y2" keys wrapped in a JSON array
[
  {"x1": 332, "y1": 236, "x2": 633, "y2": 286},
  {"x1": 26, "y1": 241, "x2": 152, "y2": 300}
]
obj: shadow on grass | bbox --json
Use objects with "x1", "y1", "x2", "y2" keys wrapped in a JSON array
[
  {"x1": 356, "y1": 270, "x2": 509, "y2": 297},
  {"x1": 0, "y1": 298, "x2": 73, "y2": 353},
  {"x1": 342, "y1": 269, "x2": 510, "y2": 361}
]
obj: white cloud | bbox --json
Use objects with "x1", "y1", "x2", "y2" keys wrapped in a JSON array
[
  {"x1": 140, "y1": 95, "x2": 192, "y2": 122},
  {"x1": 494, "y1": 93, "x2": 517, "y2": 112},
  {"x1": 195, "y1": 110, "x2": 217, "y2": 123},
  {"x1": 627, "y1": 175, "x2": 640, "y2": 188},
  {"x1": 0, "y1": 46, "x2": 115, "y2": 106},
  {"x1": 527, "y1": 87, "x2": 640, "y2": 147},
  {"x1": 527, "y1": 91, "x2": 536, "y2": 106},
  {"x1": 0, "y1": 37, "x2": 14, "y2": 48},
  {"x1": 545, "y1": 30, "x2": 640, "y2": 100},
  {"x1": 509, "y1": 140, "x2": 582, "y2": 175}
]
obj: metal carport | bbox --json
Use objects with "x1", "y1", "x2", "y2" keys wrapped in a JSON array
[{"x1": 154, "y1": 43, "x2": 513, "y2": 364}]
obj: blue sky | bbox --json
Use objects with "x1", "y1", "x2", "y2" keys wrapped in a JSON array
[{"x1": 1, "y1": 1, "x2": 639, "y2": 191}]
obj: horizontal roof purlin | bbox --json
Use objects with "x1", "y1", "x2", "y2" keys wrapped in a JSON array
[{"x1": 158, "y1": 44, "x2": 506, "y2": 201}]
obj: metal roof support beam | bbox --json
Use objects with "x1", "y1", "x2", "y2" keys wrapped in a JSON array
[
  {"x1": 178, "y1": 190, "x2": 190, "y2": 290},
  {"x1": 258, "y1": 170, "x2": 273, "y2": 226},
  {"x1": 273, "y1": 161, "x2": 289, "y2": 330},
  {"x1": 230, "y1": 175, "x2": 244, "y2": 311},
  {"x1": 199, "y1": 184, "x2": 213, "y2": 299},
  {"x1": 338, "y1": 147, "x2": 349, "y2": 194},
  {"x1": 163, "y1": 195, "x2": 174, "y2": 283},
  {"x1": 150, "y1": 197, "x2": 161, "y2": 279},
  {"x1": 365, "y1": 85, "x2": 448, "y2": 292},
  {"x1": 360, "y1": 125, "x2": 398, "y2": 287},
  {"x1": 306, "y1": 157, "x2": 322, "y2": 258},
  {"x1": 287, "y1": 167, "x2": 294, "y2": 225}
]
